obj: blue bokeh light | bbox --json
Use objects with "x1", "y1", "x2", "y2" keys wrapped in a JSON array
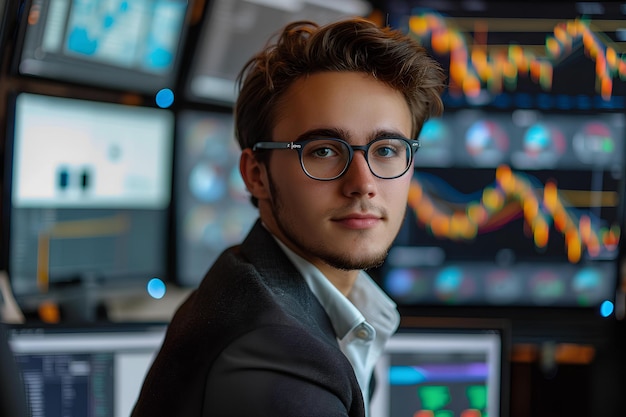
[
  {"x1": 600, "y1": 300, "x2": 614, "y2": 318},
  {"x1": 147, "y1": 278, "x2": 166, "y2": 299},
  {"x1": 155, "y1": 88, "x2": 174, "y2": 108}
]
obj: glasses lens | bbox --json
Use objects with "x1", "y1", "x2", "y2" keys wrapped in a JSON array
[
  {"x1": 301, "y1": 139, "x2": 350, "y2": 179},
  {"x1": 367, "y1": 138, "x2": 412, "y2": 178}
]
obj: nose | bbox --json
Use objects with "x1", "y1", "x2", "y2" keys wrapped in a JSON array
[{"x1": 340, "y1": 151, "x2": 377, "y2": 197}]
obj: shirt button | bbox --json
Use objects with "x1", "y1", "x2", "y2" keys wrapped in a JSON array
[{"x1": 355, "y1": 324, "x2": 373, "y2": 341}]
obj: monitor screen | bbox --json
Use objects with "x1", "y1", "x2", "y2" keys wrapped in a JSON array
[
  {"x1": 375, "y1": 1, "x2": 626, "y2": 311},
  {"x1": 379, "y1": 109, "x2": 625, "y2": 308},
  {"x1": 7, "y1": 93, "x2": 174, "y2": 299},
  {"x1": 174, "y1": 109, "x2": 257, "y2": 286},
  {"x1": 371, "y1": 318, "x2": 509, "y2": 417},
  {"x1": 17, "y1": 0, "x2": 189, "y2": 94},
  {"x1": 184, "y1": 0, "x2": 372, "y2": 105},
  {"x1": 7, "y1": 323, "x2": 167, "y2": 417},
  {"x1": 383, "y1": 1, "x2": 626, "y2": 104}
]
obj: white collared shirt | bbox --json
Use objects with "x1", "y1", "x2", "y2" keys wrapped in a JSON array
[{"x1": 273, "y1": 238, "x2": 400, "y2": 416}]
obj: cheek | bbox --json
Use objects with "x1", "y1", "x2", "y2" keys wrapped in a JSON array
[
  {"x1": 387, "y1": 176, "x2": 413, "y2": 204},
  {"x1": 273, "y1": 172, "x2": 327, "y2": 207},
  {"x1": 288, "y1": 184, "x2": 331, "y2": 208}
]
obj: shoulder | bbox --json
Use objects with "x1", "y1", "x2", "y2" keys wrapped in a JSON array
[
  {"x1": 187, "y1": 221, "x2": 318, "y2": 327},
  {"x1": 132, "y1": 221, "x2": 352, "y2": 416},
  {"x1": 159, "y1": 226, "x2": 327, "y2": 369},
  {"x1": 203, "y1": 324, "x2": 364, "y2": 416}
]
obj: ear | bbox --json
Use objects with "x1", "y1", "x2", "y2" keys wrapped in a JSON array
[{"x1": 239, "y1": 148, "x2": 271, "y2": 201}]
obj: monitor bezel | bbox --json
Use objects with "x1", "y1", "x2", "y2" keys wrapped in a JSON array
[
  {"x1": 182, "y1": 0, "x2": 372, "y2": 106},
  {"x1": 12, "y1": 0, "x2": 192, "y2": 95},
  {"x1": 2, "y1": 90, "x2": 176, "y2": 315}
]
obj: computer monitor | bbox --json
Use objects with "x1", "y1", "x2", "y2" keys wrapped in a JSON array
[
  {"x1": 16, "y1": 0, "x2": 189, "y2": 94},
  {"x1": 174, "y1": 109, "x2": 257, "y2": 287},
  {"x1": 383, "y1": 1, "x2": 626, "y2": 101},
  {"x1": 6, "y1": 323, "x2": 167, "y2": 417},
  {"x1": 375, "y1": 1, "x2": 626, "y2": 313},
  {"x1": 184, "y1": 0, "x2": 372, "y2": 105},
  {"x1": 371, "y1": 317, "x2": 510, "y2": 417},
  {"x1": 379, "y1": 108, "x2": 625, "y2": 309},
  {"x1": 5, "y1": 92, "x2": 174, "y2": 306}
]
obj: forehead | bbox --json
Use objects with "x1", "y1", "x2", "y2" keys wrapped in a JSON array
[{"x1": 272, "y1": 71, "x2": 412, "y2": 141}]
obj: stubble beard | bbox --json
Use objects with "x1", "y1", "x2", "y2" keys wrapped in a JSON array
[{"x1": 268, "y1": 176, "x2": 401, "y2": 271}]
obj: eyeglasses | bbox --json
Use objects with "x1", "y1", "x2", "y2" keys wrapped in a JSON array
[{"x1": 252, "y1": 137, "x2": 420, "y2": 181}]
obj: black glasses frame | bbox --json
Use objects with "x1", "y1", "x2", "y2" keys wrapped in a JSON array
[{"x1": 252, "y1": 137, "x2": 420, "y2": 181}]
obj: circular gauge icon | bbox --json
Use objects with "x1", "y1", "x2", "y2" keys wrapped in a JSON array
[
  {"x1": 485, "y1": 269, "x2": 522, "y2": 304},
  {"x1": 434, "y1": 266, "x2": 476, "y2": 303},
  {"x1": 383, "y1": 268, "x2": 429, "y2": 303},
  {"x1": 522, "y1": 122, "x2": 566, "y2": 166},
  {"x1": 416, "y1": 118, "x2": 452, "y2": 166},
  {"x1": 572, "y1": 267, "x2": 605, "y2": 306},
  {"x1": 529, "y1": 270, "x2": 565, "y2": 305},
  {"x1": 573, "y1": 121, "x2": 615, "y2": 164},
  {"x1": 465, "y1": 120, "x2": 509, "y2": 166},
  {"x1": 189, "y1": 162, "x2": 227, "y2": 203}
]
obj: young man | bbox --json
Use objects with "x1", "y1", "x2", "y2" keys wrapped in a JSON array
[{"x1": 132, "y1": 17, "x2": 444, "y2": 417}]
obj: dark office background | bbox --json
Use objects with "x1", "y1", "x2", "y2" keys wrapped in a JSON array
[{"x1": 1, "y1": 1, "x2": 626, "y2": 416}]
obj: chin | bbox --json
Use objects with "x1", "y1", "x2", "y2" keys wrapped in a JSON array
[{"x1": 325, "y1": 248, "x2": 389, "y2": 271}]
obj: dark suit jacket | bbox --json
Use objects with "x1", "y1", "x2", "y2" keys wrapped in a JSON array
[{"x1": 132, "y1": 220, "x2": 365, "y2": 417}]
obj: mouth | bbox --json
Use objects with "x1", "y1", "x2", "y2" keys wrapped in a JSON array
[{"x1": 332, "y1": 213, "x2": 383, "y2": 229}]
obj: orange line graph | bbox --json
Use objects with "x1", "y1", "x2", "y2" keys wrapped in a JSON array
[
  {"x1": 407, "y1": 165, "x2": 620, "y2": 264},
  {"x1": 407, "y1": 11, "x2": 626, "y2": 100},
  {"x1": 36, "y1": 214, "x2": 130, "y2": 292}
]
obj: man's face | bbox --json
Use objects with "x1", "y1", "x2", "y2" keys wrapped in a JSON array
[{"x1": 252, "y1": 71, "x2": 414, "y2": 273}]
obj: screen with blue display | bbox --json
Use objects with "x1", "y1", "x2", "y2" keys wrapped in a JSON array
[{"x1": 17, "y1": 0, "x2": 188, "y2": 93}]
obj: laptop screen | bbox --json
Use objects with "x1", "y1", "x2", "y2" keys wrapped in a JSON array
[
  {"x1": 371, "y1": 318, "x2": 509, "y2": 417},
  {"x1": 7, "y1": 323, "x2": 166, "y2": 417}
]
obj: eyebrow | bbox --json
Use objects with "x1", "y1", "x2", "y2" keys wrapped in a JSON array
[
  {"x1": 294, "y1": 127, "x2": 409, "y2": 142},
  {"x1": 294, "y1": 128, "x2": 348, "y2": 142}
]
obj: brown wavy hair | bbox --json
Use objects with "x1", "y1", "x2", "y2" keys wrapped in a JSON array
[{"x1": 234, "y1": 17, "x2": 446, "y2": 151}]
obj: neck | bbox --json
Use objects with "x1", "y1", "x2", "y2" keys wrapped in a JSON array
[
  {"x1": 261, "y1": 219, "x2": 360, "y2": 297},
  {"x1": 312, "y1": 263, "x2": 360, "y2": 297}
]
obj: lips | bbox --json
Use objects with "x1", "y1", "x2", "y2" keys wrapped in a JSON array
[{"x1": 333, "y1": 213, "x2": 382, "y2": 229}]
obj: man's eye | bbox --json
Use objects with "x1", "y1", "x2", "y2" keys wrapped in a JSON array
[
  {"x1": 373, "y1": 145, "x2": 399, "y2": 158},
  {"x1": 306, "y1": 140, "x2": 344, "y2": 158},
  {"x1": 312, "y1": 147, "x2": 336, "y2": 158}
]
